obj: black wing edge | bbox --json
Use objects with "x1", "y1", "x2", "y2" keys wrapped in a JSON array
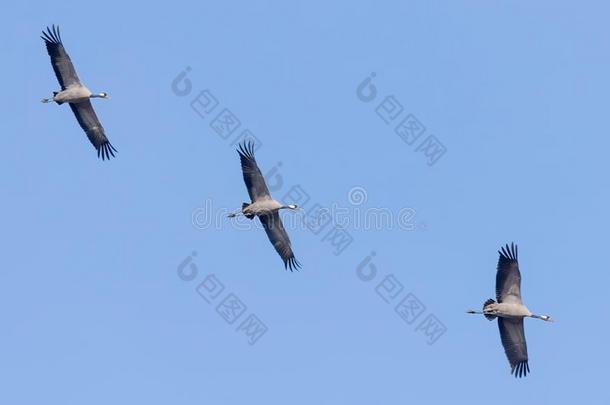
[
  {"x1": 498, "y1": 242, "x2": 518, "y2": 265},
  {"x1": 511, "y1": 360, "x2": 530, "y2": 378},
  {"x1": 284, "y1": 256, "x2": 301, "y2": 272},
  {"x1": 41, "y1": 24, "x2": 63, "y2": 46},
  {"x1": 237, "y1": 140, "x2": 257, "y2": 161},
  {"x1": 97, "y1": 141, "x2": 118, "y2": 161}
]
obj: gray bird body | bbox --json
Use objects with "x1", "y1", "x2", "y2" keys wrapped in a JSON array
[
  {"x1": 52, "y1": 85, "x2": 93, "y2": 104},
  {"x1": 243, "y1": 199, "x2": 283, "y2": 217},
  {"x1": 483, "y1": 301, "x2": 532, "y2": 318}
]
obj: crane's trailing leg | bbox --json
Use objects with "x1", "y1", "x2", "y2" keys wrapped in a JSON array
[{"x1": 467, "y1": 298, "x2": 498, "y2": 320}]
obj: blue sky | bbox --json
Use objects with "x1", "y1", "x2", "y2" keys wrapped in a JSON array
[{"x1": 2, "y1": 1, "x2": 609, "y2": 404}]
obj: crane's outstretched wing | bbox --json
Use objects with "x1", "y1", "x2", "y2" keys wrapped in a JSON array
[
  {"x1": 496, "y1": 243, "x2": 522, "y2": 304},
  {"x1": 237, "y1": 141, "x2": 271, "y2": 202},
  {"x1": 498, "y1": 317, "x2": 529, "y2": 378},
  {"x1": 259, "y1": 212, "x2": 301, "y2": 271},
  {"x1": 41, "y1": 25, "x2": 81, "y2": 90},
  {"x1": 69, "y1": 101, "x2": 117, "y2": 160}
]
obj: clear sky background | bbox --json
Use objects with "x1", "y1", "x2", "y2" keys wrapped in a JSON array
[{"x1": 2, "y1": 1, "x2": 609, "y2": 404}]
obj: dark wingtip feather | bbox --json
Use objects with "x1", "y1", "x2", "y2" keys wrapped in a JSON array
[
  {"x1": 52, "y1": 25, "x2": 60, "y2": 43},
  {"x1": 97, "y1": 142, "x2": 118, "y2": 161},
  {"x1": 41, "y1": 25, "x2": 62, "y2": 45},
  {"x1": 237, "y1": 141, "x2": 248, "y2": 159},
  {"x1": 236, "y1": 140, "x2": 257, "y2": 161},
  {"x1": 499, "y1": 242, "x2": 518, "y2": 262},
  {"x1": 237, "y1": 141, "x2": 254, "y2": 159},
  {"x1": 511, "y1": 361, "x2": 529, "y2": 378},
  {"x1": 284, "y1": 257, "x2": 301, "y2": 272}
]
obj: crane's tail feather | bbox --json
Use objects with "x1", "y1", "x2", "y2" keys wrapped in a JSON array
[
  {"x1": 242, "y1": 203, "x2": 255, "y2": 219},
  {"x1": 483, "y1": 298, "x2": 497, "y2": 321}
]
